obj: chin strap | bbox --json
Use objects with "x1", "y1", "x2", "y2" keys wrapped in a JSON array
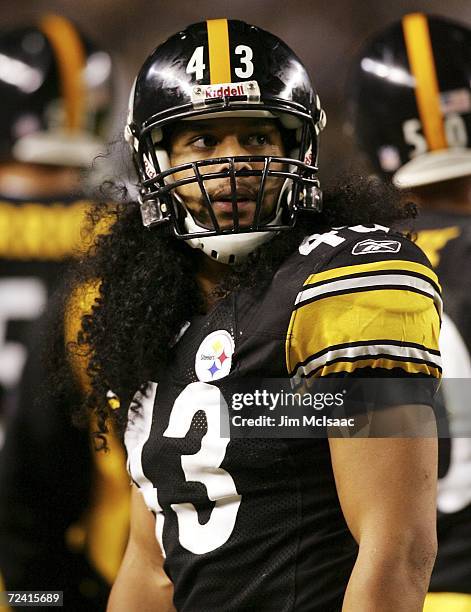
[{"x1": 184, "y1": 208, "x2": 283, "y2": 264}]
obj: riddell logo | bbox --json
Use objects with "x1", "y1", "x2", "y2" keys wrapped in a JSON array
[
  {"x1": 191, "y1": 81, "x2": 260, "y2": 108},
  {"x1": 205, "y1": 84, "x2": 245, "y2": 99}
]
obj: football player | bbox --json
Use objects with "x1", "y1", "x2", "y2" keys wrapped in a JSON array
[
  {"x1": 349, "y1": 12, "x2": 471, "y2": 612},
  {"x1": 72, "y1": 19, "x2": 441, "y2": 611},
  {"x1": 0, "y1": 16, "x2": 129, "y2": 611}
]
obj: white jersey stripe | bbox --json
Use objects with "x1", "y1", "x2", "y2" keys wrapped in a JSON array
[
  {"x1": 295, "y1": 273, "x2": 443, "y2": 316},
  {"x1": 291, "y1": 342, "x2": 442, "y2": 380}
]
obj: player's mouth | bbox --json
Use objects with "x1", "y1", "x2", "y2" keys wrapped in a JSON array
[
  {"x1": 213, "y1": 198, "x2": 256, "y2": 213},
  {"x1": 211, "y1": 188, "x2": 258, "y2": 215}
]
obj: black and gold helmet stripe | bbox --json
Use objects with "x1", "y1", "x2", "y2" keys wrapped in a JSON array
[
  {"x1": 402, "y1": 12, "x2": 447, "y2": 151},
  {"x1": 39, "y1": 15, "x2": 86, "y2": 132},
  {"x1": 206, "y1": 18, "x2": 232, "y2": 84}
]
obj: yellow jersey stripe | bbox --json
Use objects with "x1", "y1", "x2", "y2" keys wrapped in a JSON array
[
  {"x1": 207, "y1": 19, "x2": 231, "y2": 84},
  {"x1": 40, "y1": 15, "x2": 86, "y2": 131},
  {"x1": 312, "y1": 358, "x2": 441, "y2": 379},
  {"x1": 0, "y1": 201, "x2": 114, "y2": 260},
  {"x1": 302, "y1": 258, "x2": 440, "y2": 290},
  {"x1": 286, "y1": 288, "x2": 440, "y2": 374},
  {"x1": 415, "y1": 226, "x2": 460, "y2": 268},
  {"x1": 0, "y1": 201, "x2": 88, "y2": 260},
  {"x1": 402, "y1": 13, "x2": 447, "y2": 150}
]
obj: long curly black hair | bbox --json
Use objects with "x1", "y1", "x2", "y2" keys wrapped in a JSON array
[{"x1": 60, "y1": 164, "x2": 415, "y2": 449}]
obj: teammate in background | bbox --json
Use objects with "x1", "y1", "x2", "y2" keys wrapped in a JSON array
[
  {"x1": 349, "y1": 12, "x2": 471, "y2": 612},
  {"x1": 68, "y1": 19, "x2": 440, "y2": 611},
  {"x1": 0, "y1": 14, "x2": 111, "y2": 421},
  {"x1": 0, "y1": 16, "x2": 129, "y2": 611}
]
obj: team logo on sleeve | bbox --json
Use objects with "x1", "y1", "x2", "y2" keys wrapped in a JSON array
[
  {"x1": 195, "y1": 330, "x2": 235, "y2": 382},
  {"x1": 352, "y1": 239, "x2": 401, "y2": 255}
]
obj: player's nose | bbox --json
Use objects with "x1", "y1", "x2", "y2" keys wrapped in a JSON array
[{"x1": 215, "y1": 135, "x2": 253, "y2": 172}]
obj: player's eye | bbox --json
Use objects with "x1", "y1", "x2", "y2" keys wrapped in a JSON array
[
  {"x1": 191, "y1": 135, "x2": 218, "y2": 149},
  {"x1": 246, "y1": 133, "x2": 269, "y2": 146}
]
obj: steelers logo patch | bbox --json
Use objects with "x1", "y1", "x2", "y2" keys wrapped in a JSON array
[{"x1": 195, "y1": 330, "x2": 235, "y2": 382}]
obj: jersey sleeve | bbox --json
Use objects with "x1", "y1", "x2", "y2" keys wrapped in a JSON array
[
  {"x1": 286, "y1": 232, "x2": 442, "y2": 394},
  {"x1": 64, "y1": 279, "x2": 101, "y2": 392}
]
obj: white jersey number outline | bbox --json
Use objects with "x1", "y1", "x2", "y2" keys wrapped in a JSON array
[
  {"x1": 0, "y1": 278, "x2": 47, "y2": 388},
  {"x1": 163, "y1": 381, "x2": 241, "y2": 554}
]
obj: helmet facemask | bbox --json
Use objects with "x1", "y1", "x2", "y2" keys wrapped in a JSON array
[
  {"x1": 125, "y1": 19, "x2": 326, "y2": 263},
  {"x1": 128, "y1": 107, "x2": 323, "y2": 263}
]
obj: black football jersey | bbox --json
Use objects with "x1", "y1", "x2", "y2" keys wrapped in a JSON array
[
  {"x1": 125, "y1": 225, "x2": 441, "y2": 612},
  {"x1": 413, "y1": 209, "x2": 471, "y2": 594},
  {"x1": 0, "y1": 194, "x2": 129, "y2": 610},
  {"x1": 0, "y1": 193, "x2": 89, "y2": 409}
]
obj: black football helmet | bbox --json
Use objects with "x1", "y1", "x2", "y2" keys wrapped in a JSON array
[
  {"x1": 125, "y1": 19, "x2": 326, "y2": 263},
  {"x1": 349, "y1": 13, "x2": 471, "y2": 188},
  {"x1": 0, "y1": 14, "x2": 112, "y2": 167}
]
